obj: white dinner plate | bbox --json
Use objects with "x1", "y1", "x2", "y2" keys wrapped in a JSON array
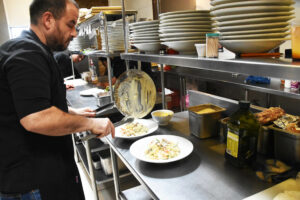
[
  {"x1": 162, "y1": 40, "x2": 205, "y2": 54},
  {"x1": 160, "y1": 16, "x2": 212, "y2": 24},
  {"x1": 220, "y1": 32, "x2": 290, "y2": 40},
  {"x1": 160, "y1": 32, "x2": 207, "y2": 38},
  {"x1": 215, "y1": 22, "x2": 289, "y2": 32},
  {"x1": 131, "y1": 30, "x2": 159, "y2": 35},
  {"x1": 220, "y1": 38, "x2": 289, "y2": 54},
  {"x1": 159, "y1": 28, "x2": 212, "y2": 34},
  {"x1": 219, "y1": 27, "x2": 290, "y2": 36},
  {"x1": 160, "y1": 12, "x2": 211, "y2": 20},
  {"x1": 130, "y1": 24, "x2": 159, "y2": 30},
  {"x1": 211, "y1": 6, "x2": 294, "y2": 16},
  {"x1": 132, "y1": 40, "x2": 161, "y2": 44},
  {"x1": 130, "y1": 135, "x2": 194, "y2": 163},
  {"x1": 213, "y1": 11, "x2": 294, "y2": 22},
  {"x1": 215, "y1": 16, "x2": 294, "y2": 27},
  {"x1": 130, "y1": 33, "x2": 159, "y2": 37},
  {"x1": 159, "y1": 10, "x2": 210, "y2": 17},
  {"x1": 160, "y1": 22, "x2": 213, "y2": 28},
  {"x1": 132, "y1": 42, "x2": 161, "y2": 53},
  {"x1": 211, "y1": 0, "x2": 294, "y2": 11},
  {"x1": 130, "y1": 36, "x2": 160, "y2": 40},
  {"x1": 115, "y1": 119, "x2": 158, "y2": 139},
  {"x1": 129, "y1": 20, "x2": 159, "y2": 27},
  {"x1": 161, "y1": 36, "x2": 206, "y2": 42},
  {"x1": 131, "y1": 27, "x2": 159, "y2": 33}
]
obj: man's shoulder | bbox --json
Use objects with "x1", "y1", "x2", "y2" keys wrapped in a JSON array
[{"x1": 1, "y1": 37, "x2": 46, "y2": 54}]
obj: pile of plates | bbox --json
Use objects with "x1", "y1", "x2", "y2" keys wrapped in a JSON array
[
  {"x1": 129, "y1": 20, "x2": 161, "y2": 54},
  {"x1": 101, "y1": 20, "x2": 126, "y2": 52},
  {"x1": 211, "y1": 0, "x2": 295, "y2": 54},
  {"x1": 159, "y1": 10, "x2": 213, "y2": 54}
]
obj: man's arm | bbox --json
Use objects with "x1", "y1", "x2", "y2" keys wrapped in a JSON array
[
  {"x1": 68, "y1": 106, "x2": 96, "y2": 117},
  {"x1": 20, "y1": 106, "x2": 114, "y2": 138}
]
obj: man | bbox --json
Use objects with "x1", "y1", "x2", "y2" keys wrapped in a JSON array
[{"x1": 0, "y1": 0, "x2": 115, "y2": 199}]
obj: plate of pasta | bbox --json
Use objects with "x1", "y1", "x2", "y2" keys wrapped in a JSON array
[
  {"x1": 115, "y1": 119, "x2": 158, "y2": 139},
  {"x1": 130, "y1": 135, "x2": 193, "y2": 163}
]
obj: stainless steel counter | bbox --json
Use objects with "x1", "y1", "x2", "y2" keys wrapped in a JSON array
[{"x1": 106, "y1": 112, "x2": 274, "y2": 200}]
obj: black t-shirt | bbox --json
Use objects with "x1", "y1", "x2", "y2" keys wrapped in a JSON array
[{"x1": 0, "y1": 30, "x2": 84, "y2": 200}]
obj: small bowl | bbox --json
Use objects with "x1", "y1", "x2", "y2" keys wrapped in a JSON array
[{"x1": 151, "y1": 109, "x2": 174, "y2": 126}]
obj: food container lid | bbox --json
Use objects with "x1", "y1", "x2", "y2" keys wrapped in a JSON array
[{"x1": 206, "y1": 33, "x2": 219, "y2": 37}]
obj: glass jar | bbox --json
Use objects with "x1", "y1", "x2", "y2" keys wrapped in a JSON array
[
  {"x1": 206, "y1": 33, "x2": 219, "y2": 58},
  {"x1": 291, "y1": 21, "x2": 300, "y2": 60}
]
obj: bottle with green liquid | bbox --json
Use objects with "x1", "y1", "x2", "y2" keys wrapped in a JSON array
[{"x1": 225, "y1": 101, "x2": 260, "y2": 168}]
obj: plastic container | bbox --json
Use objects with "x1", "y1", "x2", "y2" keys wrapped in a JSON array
[
  {"x1": 269, "y1": 125, "x2": 300, "y2": 165},
  {"x1": 99, "y1": 149, "x2": 126, "y2": 175},
  {"x1": 291, "y1": 21, "x2": 300, "y2": 60},
  {"x1": 188, "y1": 104, "x2": 226, "y2": 139},
  {"x1": 195, "y1": 44, "x2": 206, "y2": 57},
  {"x1": 206, "y1": 33, "x2": 219, "y2": 58}
]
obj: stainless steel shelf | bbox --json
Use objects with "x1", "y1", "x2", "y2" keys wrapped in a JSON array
[
  {"x1": 164, "y1": 67, "x2": 300, "y2": 100},
  {"x1": 84, "y1": 50, "x2": 122, "y2": 58},
  {"x1": 121, "y1": 53, "x2": 300, "y2": 80}
]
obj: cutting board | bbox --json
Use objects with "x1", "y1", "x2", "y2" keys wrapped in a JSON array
[{"x1": 243, "y1": 178, "x2": 300, "y2": 200}]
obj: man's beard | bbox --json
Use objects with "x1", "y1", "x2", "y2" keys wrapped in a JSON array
[{"x1": 46, "y1": 25, "x2": 72, "y2": 51}]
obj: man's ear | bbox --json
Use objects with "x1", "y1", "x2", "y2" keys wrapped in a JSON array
[{"x1": 41, "y1": 11, "x2": 55, "y2": 31}]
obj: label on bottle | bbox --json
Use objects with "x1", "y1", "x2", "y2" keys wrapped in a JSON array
[{"x1": 226, "y1": 130, "x2": 239, "y2": 158}]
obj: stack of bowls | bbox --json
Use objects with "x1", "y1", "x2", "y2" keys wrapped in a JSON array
[
  {"x1": 129, "y1": 20, "x2": 161, "y2": 54},
  {"x1": 159, "y1": 10, "x2": 213, "y2": 54},
  {"x1": 211, "y1": 0, "x2": 295, "y2": 54}
]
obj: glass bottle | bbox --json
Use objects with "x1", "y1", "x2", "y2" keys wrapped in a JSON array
[{"x1": 225, "y1": 101, "x2": 260, "y2": 168}]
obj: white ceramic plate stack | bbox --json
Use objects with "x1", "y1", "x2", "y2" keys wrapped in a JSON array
[
  {"x1": 210, "y1": 0, "x2": 295, "y2": 54},
  {"x1": 159, "y1": 10, "x2": 213, "y2": 54},
  {"x1": 101, "y1": 20, "x2": 126, "y2": 52},
  {"x1": 129, "y1": 20, "x2": 161, "y2": 54}
]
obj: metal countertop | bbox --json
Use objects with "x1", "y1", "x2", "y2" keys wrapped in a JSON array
[{"x1": 106, "y1": 112, "x2": 274, "y2": 200}]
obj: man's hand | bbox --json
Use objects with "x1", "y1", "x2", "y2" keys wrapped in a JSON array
[
  {"x1": 90, "y1": 118, "x2": 115, "y2": 138},
  {"x1": 71, "y1": 54, "x2": 84, "y2": 63},
  {"x1": 69, "y1": 107, "x2": 96, "y2": 117}
]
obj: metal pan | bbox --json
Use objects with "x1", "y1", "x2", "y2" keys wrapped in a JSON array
[{"x1": 81, "y1": 69, "x2": 157, "y2": 141}]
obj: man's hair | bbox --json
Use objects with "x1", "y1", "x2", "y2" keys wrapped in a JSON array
[{"x1": 30, "y1": 0, "x2": 79, "y2": 25}]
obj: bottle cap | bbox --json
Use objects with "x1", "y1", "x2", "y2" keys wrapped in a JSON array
[
  {"x1": 206, "y1": 33, "x2": 219, "y2": 37},
  {"x1": 239, "y1": 100, "x2": 250, "y2": 110}
]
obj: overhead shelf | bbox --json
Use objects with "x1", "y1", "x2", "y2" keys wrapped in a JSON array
[{"x1": 121, "y1": 53, "x2": 300, "y2": 80}]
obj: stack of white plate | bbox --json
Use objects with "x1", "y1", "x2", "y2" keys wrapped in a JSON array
[
  {"x1": 101, "y1": 20, "x2": 126, "y2": 52},
  {"x1": 129, "y1": 20, "x2": 160, "y2": 54},
  {"x1": 159, "y1": 10, "x2": 213, "y2": 54},
  {"x1": 211, "y1": 0, "x2": 295, "y2": 54}
]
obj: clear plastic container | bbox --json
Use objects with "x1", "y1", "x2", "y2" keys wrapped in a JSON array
[
  {"x1": 291, "y1": 21, "x2": 300, "y2": 60},
  {"x1": 206, "y1": 33, "x2": 219, "y2": 58}
]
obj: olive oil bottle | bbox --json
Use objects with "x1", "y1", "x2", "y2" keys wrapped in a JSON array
[{"x1": 225, "y1": 101, "x2": 260, "y2": 168}]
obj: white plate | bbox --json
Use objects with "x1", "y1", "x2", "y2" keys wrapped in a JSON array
[
  {"x1": 219, "y1": 27, "x2": 290, "y2": 36},
  {"x1": 115, "y1": 119, "x2": 158, "y2": 140},
  {"x1": 215, "y1": 22, "x2": 289, "y2": 32},
  {"x1": 160, "y1": 32, "x2": 208, "y2": 38},
  {"x1": 160, "y1": 24, "x2": 213, "y2": 29},
  {"x1": 130, "y1": 33, "x2": 159, "y2": 37},
  {"x1": 131, "y1": 27, "x2": 159, "y2": 33},
  {"x1": 130, "y1": 135, "x2": 194, "y2": 163},
  {"x1": 132, "y1": 40, "x2": 161, "y2": 44},
  {"x1": 160, "y1": 22, "x2": 213, "y2": 28},
  {"x1": 132, "y1": 42, "x2": 161, "y2": 53},
  {"x1": 213, "y1": 11, "x2": 294, "y2": 22},
  {"x1": 130, "y1": 24, "x2": 159, "y2": 30},
  {"x1": 129, "y1": 20, "x2": 159, "y2": 27},
  {"x1": 220, "y1": 32, "x2": 290, "y2": 40},
  {"x1": 211, "y1": 0, "x2": 294, "y2": 11},
  {"x1": 159, "y1": 10, "x2": 210, "y2": 17},
  {"x1": 161, "y1": 36, "x2": 206, "y2": 42},
  {"x1": 130, "y1": 36, "x2": 160, "y2": 40},
  {"x1": 159, "y1": 28, "x2": 212, "y2": 34},
  {"x1": 162, "y1": 40, "x2": 205, "y2": 54},
  {"x1": 220, "y1": 38, "x2": 289, "y2": 54},
  {"x1": 79, "y1": 88, "x2": 105, "y2": 96},
  {"x1": 160, "y1": 12, "x2": 211, "y2": 20},
  {"x1": 131, "y1": 30, "x2": 159, "y2": 35},
  {"x1": 216, "y1": 16, "x2": 294, "y2": 27},
  {"x1": 211, "y1": 6, "x2": 294, "y2": 16},
  {"x1": 160, "y1": 16, "x2": 212, "y2": 24}
]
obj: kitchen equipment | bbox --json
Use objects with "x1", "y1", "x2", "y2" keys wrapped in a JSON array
[
  {"x1": 188, "y1": 104, "x2": 226, "y2": 139},
  {"x1": 269, "y1": 124, "x2": 300, "y2": 164},
  {"x1": 81, "y1": 69, "x2": 157, "y2": 141},
  {"x1": 98, "y1": 149, "x2": 126, "y2": 175},
  {"x1": 291, "y1": 20, "x2": 300, "y2": 59}
]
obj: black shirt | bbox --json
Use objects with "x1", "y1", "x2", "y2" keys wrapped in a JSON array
[{"x1": 0, "y1": 30, "x2": 84, "y2": 200}]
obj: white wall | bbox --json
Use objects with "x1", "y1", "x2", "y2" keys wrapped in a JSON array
[
  {"x1": 109, "y1": 0, "x2": 153, "y2": 20},
  {"x1": 0, "y1": 0, "x2": 9, "y2": 44},
  {"x1": 3, "y1": 0, "x2": 31, "y2": 27}
]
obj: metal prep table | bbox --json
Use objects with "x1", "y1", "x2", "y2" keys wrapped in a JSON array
[{"x1": 105, "y1": 111, "x2": 274, "y2": 200}]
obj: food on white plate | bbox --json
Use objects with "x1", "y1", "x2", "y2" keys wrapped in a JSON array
[
  {"x1": 145, "y1": 138, "x2": 180, "y2": 160},
  {"x1": 120, "y1": 122, "x2": 148, "y2": 137}
]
